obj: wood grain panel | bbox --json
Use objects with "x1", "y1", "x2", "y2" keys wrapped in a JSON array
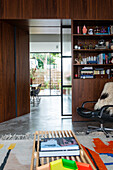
[
  {"x1": 16, "y1": 28, "x2": 30, "y2": 116},
  {"x1": 0, "y1": 21, "x2": 4, "y2": 122},
  {"x1": 70, "y1": 0, "x2": 89, "y2": 19},
  {"x1": 2, "y1": 22, "x2": 16, "y2": 121},
  {"x1": 72, "y1": 79, "x2": 113, "y2": 121},
  {"x1": 0, "y1": 0, "x2": 4, "y2": 19},
  {"x1": 23, "y1": 0, "x2": 59, "y2": 19},
  {"x1": 58, "y1": 0, "x2": 69, "y2": 18},
  {"x1": 1, "y1": 0, "x2": 23, "y2": 19},
  {"x1": 0, "y1": 0, "x2": 113, "y2": 19},
  {"x1": 88, "y1": 0, "x2": 96, "y2": 19},
  {"x1": 96, "y1": 0, "x2": 111, "y2": 19}
]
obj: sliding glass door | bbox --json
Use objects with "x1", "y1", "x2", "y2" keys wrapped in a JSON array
[
  {"x1": 30, "y1": 52, "x2": 61, "y2": 96},
  {"x1": 61, "y1": 20, "x2": 72, "y2": 116}
]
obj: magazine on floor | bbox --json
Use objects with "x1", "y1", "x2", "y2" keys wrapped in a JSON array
[{"x1": 39, "y1": 137, "x2": 80, "y2": 157}]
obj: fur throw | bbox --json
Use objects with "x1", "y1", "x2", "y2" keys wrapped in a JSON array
[{"x1": 94, "y1": 82, "x2": 113, "y2": 116}]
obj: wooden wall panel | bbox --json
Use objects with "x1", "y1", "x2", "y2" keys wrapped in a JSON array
[
  {"x1": 58, "y1": 0, "x2": 70, "y2": 18},
  {"x1": 88, "y1": 0, "x2": 96, "y2": 19},
  {"x1": 23, "y1": 0, "x2": 59, "y2": 19},
  {"x1": 96, "y1": 0, "x2": 111, "y2": 19},
  {"x1": 2, "y1": 22, "x2": 16, "y2": 121},
  {"x1": 0, "y1": 21, "x2": 4, "y2": 122},
  {"x1": 70, "y1": 0, "x2": 89, "y2": 19},
  {"x1": 0, "y1": 0, "x2": 113, "y2": 19},
  {"x1": 16, "y1": 28, "x2": 30, "y2": 116},
  {"x1": 72, "y1": 79, "x2": 113, "y2": 121},
  {"x1": 1, "y1": 0, "x2": 23, "y2": 19},
  {"x1": 0, "y1": 0, "x2": 3, "y2": 19}
]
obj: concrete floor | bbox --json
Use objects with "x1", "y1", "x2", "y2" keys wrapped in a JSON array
[{"x1": 0, "y1": 96, "x2": 113, "y2": 137}]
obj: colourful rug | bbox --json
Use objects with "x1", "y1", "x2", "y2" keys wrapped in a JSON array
[
  {"x1": 0, "y1": 140, "x2": 33, "y2": 170},
  {"x1": 77, "y1": 135, "x2": 113, "y2": 170},
  {"x1": 0, "y1": 134, "x2": 113, "y2": 170}
]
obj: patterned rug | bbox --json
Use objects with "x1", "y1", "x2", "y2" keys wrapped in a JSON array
[
  {"x1": 77, "y1": 134, "x2": 113, "y2": 170},
  {"x1": 0, "y1": 139, "x2": 33, "y2": 170},
  {"x1": 0, "y1": 133, "x2": 113, "y2": 170}
]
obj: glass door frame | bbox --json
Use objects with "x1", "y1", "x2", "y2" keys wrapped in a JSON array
[{"x1": 61, "y1": 21, "x2": 72, "y2": 116}]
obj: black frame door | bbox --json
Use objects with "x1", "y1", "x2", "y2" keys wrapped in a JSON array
[{"x1": 61, "y1": 20, "x2": 72, "y2": 116}]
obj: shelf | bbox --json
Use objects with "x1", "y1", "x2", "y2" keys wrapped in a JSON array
[
  {"x1": 73, "y1": 34, "x2": 113, "y2": 37},
  {"x1": 73, "y1": 64, "x2": 113, "y2": 66},
  {"x1": 73, "y1": 49, "x2": 113, "y2": 52}
]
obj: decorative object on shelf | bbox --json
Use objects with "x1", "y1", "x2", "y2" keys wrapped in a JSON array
[
  {"x1": 105, "y1": 41, "x2": 109, "y2": 49},
  {"x1": 95, "y1": 39, "x2": 106, "y2": 49},
  {"x1": 88, "y1": 29, "x2": 93, "y2": 35},
  {"x1": 75, "y1": 74, "x2": 78, "y2": 78},
  {"x1": 83, "y1": 58, "x2": 87, "y2": 64},
  {"x1": 100, "y1": 26, "x2": 106, "y2": 33},
  {"x1": 83, "y1": 42, "x2": 88, "y2": 49},
  {"x1": 74, "y1": 45, "x2": 78, "y2": 49},
  {"x1": 78, "y1": 42, "x2": 83, "y2": 49},
  {"x1": 110, "y1": 25, "x2": 113, "y2": 34},
  {"x1": 89, "y1": 43, "x2": 93, "y2": 49},
  {"x1": 94, "y1": 26, "x2": 100, "y2": 34},
  {"x1": 75, "y1": 58, "x2": 80, "y2": 64},
  {"x1": 110, "y1": 39, "x2": 113, "y2": 49},
  {"x1": 82, "y1": 25, "x2": 87, "y2": 35},
  {"x1": 77, "y1": 26, "x2": 79, "y2": 34}
]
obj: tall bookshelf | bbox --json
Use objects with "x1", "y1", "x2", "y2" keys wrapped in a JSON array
[{"x1": 72, "y1": 20, "x2": 113, "y2": 121}]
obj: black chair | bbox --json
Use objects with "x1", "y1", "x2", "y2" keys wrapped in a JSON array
[
  {"x1": 30, "y1": 84, "x2": 41, "y2": 106},
  {"x1": 77, "y1": 101, "x2": 113, "y2": 137}
]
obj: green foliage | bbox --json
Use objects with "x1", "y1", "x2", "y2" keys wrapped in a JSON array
[{"x1": 30, "y1": 53, "x2": 61, "y2": 68}]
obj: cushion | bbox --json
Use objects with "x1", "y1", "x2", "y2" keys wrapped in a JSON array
[{"x1": 94, "y1": 82, "x2": 113, "y2": 116}]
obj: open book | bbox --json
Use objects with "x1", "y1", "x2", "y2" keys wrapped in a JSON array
[{"x1": 39, "y1": 137, "x2": 80, "y2": 157}]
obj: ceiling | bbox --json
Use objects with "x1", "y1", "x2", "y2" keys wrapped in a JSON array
[{"x1": 29, "y1": 19, "x2": 71, "y2": 34}]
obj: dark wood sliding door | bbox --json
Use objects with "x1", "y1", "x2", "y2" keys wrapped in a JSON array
[
  {"x1": 16, "y1": 28, "x2": 30, "y2": 117},
  {"x1": 2, "y1": 22, "x2": 16, "y2": 121}
]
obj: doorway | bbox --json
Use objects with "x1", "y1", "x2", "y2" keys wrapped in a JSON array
[{"x1": 30, "y1": 19, "x2": 72, "y2": 116}]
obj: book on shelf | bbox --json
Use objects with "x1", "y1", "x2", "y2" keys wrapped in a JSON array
[
  {"x1": 39, "y1": 137, "x2": 80, "y2": 157},
  {"x1": 80, "y1": 75, "x2": 94, "y2": 79}
]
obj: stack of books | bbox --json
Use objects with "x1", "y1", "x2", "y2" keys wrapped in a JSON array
[
  {"x1": 80, "y1": 67, "x2": 94, "y2": 79},
  {"x1": 94, "y1": 68, "x2": 105, "y2": 75},
  {"x1": 38, "y1": 137, "x2": 80, "y2": 157}
]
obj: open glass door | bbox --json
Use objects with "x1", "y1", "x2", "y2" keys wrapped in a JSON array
[{"x1": 61, "y1": 20, "x2": 72, "y2": 116}]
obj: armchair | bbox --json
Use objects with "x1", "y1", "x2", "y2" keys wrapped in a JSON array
[{"x1": 77, "y1": 82, "x2": 113, "y2": 137}]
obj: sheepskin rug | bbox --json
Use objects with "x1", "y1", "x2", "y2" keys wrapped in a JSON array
[{"x1": 94, "y1": 82, "x2": 113, "y2": 116}]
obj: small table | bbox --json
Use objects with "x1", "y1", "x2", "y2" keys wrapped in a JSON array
[{"x1": 30, "y1": 130, "x2": 96, "y2": 170}]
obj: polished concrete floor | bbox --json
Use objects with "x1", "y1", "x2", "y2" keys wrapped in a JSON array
[{"x1": 0, "y1": 96, "x2": 113, "y2": 137}]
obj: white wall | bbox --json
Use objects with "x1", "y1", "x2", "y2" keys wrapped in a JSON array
[{"x1": 30, "y1": 42, "x2": 61, "y2": 52}]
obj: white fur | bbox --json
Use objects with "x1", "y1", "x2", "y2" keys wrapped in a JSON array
[{"x1": 94, "y1": 82, "x2": 113, "y2": 116}]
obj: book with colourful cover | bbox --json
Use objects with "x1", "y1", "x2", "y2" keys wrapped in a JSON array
[{"x1": 39, "y1": 137, "x2": 80, "y2": 157}]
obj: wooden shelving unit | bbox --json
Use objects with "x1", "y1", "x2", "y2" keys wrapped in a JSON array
[{"x1": 72, "y1": 20, "x2": 113, "y2": 121}]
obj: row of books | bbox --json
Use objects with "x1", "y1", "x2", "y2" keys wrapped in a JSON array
[
  {"x1": 80, "y1": 67, "x2": 110, "y2": 79},
  {"x1": 38, "y1": 137, "x2": 80, "y2": 157},
  {"x1": 96, "y1": 53, "x2": 111, "y2": 64}
]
